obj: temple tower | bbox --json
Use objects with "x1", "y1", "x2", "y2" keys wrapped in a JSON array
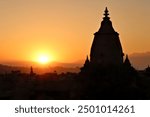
[{"x1": 90, "y1": 7, "x2": 124, "y2": 68}]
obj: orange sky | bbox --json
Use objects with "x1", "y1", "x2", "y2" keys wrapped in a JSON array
[{"x1": 0, "y1": 0, "x2": 150, "y2": 63}]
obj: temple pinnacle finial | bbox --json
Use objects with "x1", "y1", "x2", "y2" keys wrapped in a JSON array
[{"x1": 103, "y1": 7, "x2": 109, "y2": 18}]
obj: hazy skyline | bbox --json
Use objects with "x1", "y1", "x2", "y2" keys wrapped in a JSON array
[{"x1": 0, "y1": 0, "x2": 150, "y2": 64}]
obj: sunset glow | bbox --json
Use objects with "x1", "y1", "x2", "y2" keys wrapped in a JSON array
[
  {"x1": 0, "y1": 0, "x2": 150, "y2": 67},
  {"x1": 38, "y1": 55, "x2": 50, "y2": 64}
]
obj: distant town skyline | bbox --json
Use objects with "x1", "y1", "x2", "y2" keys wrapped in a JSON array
[{"x1": 0, "y1": 0, "x2": 150, "y2": 66}]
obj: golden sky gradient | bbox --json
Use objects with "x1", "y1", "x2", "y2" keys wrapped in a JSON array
[{"x1": 0, "y1": 0, "x2": 150, "y2": 63}]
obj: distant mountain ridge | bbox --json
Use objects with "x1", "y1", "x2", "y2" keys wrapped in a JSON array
[
  {"x1": 129, "y1": 52, "x2": 150, "y2": 70},
  {"x1": 0, "y1": 63, "x2": 81, "y2": 74},
  {"x1": 0, "y1": 64, "x2": 28, "y2": 74},
  {"x1": 1, "y1": 51, "x2": 150, "y2": 74}
]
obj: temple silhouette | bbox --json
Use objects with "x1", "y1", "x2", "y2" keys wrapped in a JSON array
[
  {"x1": 78, "y1": 7, "x2": 146, "y2": 99},
  {"x1": 81, "y1": 7, "x2": 130, "y2": 73},
  {"x1": 91, "y1": 7, "x2": 124, "y2": 67}
]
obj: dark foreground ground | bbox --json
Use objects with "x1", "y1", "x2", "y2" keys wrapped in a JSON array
[{"x1": 0, "y1": 66, "x2": 150, "y2": 100}]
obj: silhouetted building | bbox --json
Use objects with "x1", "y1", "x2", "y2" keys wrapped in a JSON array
[
  {"x1": 145, "y1": 65, "x2": 150, "y2": 72},
  {"x1": 124, "y1": 55, "x2": 131, "y2": 68},
  {"x1": 145, "y1": 65, "x2": 150, "y2": 76},
  {"x1": 89, "y1": 7, "x2": 124, "y2": 68},
  {"x1": 80, "y1": 56, "x2": 90, "y2": 73},
  {"x1": 30, "y1": 66, "x2": 35, "y2": 77}
]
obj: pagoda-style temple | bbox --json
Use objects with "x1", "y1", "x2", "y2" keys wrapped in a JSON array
[{"x1": 90, "y1": 7, "x2": 124, "y2": 68}]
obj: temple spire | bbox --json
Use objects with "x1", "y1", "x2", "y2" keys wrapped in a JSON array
[
  {"x1": 124, "y1": 55, "x2": 131, "y2": 67},
  {"x1": 103, "y1": 7, "x2": 110, "y2": 19},
  {"x1": 30, "y1": 66, "x2": 35, "y2": 76},
  {"x1": 85, "y1": 55, "x2": 90, "y2": 65}
]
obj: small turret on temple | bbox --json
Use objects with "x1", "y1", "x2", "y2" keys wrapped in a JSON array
[
  {"x1": 145, "y1": 65, "x2": 150, "y2": 72},
  {"x1": 84, "y1": 56, "x2": 90, "y2": 67},
  {"x1": 80, "y1": 56, "x2": 90, "y2": 73},
  {"x1": 145, "y1": 65, "x2": 150, "y2": 76},
  {"x1": 124, "y1": 55, "x2": 131, "y2": 67}
]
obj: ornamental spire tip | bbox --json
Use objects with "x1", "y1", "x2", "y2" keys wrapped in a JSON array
[{"x1": 104, "y1": 7, "x2": 109, "y2": 18}]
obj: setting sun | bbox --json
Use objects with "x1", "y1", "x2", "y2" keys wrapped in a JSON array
[
  {"x1": 37, "y1": 55, "x2": 50, "y2": 64},
  {"x1": 32, "y1": 50, "x2": 55, "y2": 65}
]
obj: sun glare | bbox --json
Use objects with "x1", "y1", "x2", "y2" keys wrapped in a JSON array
[{"x1": 38, "y1": 55, "x2": 50, "y2": 64}]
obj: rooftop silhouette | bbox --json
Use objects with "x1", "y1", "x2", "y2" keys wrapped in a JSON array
[{"x1": 82, "y1": 7, "x2": 124, "y2": 70}]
